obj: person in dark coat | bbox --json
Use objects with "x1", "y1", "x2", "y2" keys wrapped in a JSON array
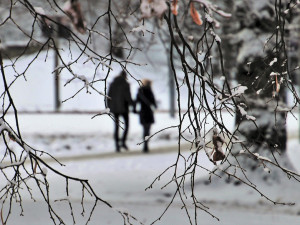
[
  {"x1": 107, "y1": 70, "x2": 133, "y2": 152},
  {"x1": 134, "y1": 79, "x2": 157, "y2": 152}
]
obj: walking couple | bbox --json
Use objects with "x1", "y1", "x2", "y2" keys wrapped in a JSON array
[{"x1": 107, "y1": 70, "x2": 157, "y2": 153}]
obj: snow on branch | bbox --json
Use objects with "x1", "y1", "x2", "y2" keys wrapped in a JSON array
[
  {"x1": 193, "y1": 0, "x2": 232, "y2": 18},
  {"x1": 0, "y1": 119, "x2": 31, "y2": 169},
  {"x1": 216, "y1": 85, "x2": 248, "y2": 107},
  {"x1": 237, "y1": 105, "x2": 256, "y2": 121},
  {"x1": 140, "y1": 0, "x2": 231, "y2": 28},
  {"x1": 253, "y1": 153, "x2": 272, "y2": 162},
  {"x1": 140, "y1": 0, "x2": 168, "y2": 19}
]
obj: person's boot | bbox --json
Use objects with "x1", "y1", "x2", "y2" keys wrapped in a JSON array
[
  {"x1": 121, "y1": 142, "x2": 128, "y2": 150},
  {"x1": 116, "y1": 143, "x2": 120, "y2": 152},
  {"x1": 143, "y1": 142, "x2": 149, "y2": 153}
]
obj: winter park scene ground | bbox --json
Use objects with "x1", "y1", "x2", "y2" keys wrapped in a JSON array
[
  {"x1": 1, "y1": 112, "x2": 300, "y2": 225},
  {"x1": 2, "y1": 0, "x2": 300, "y2": 225},
  {"x1": 1, "y1": 52, "x2": 300, "y2": 224}
]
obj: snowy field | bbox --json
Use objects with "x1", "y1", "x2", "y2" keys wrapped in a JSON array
[
  {"x1": 1, "y1": 41, "x2": 300, "y2": 224},
  {"x1": 2, "y1": 112, "x2": 300, "y2": 225}
]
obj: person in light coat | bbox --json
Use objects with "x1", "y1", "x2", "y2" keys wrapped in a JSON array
[{"x1": 134, "y1": 79, "x2": 157, "y2": 152}]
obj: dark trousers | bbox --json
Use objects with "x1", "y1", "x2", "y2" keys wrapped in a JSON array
[
  {"x1": 142, "y1": 123, "x2": 151, "y2": 152},
  {"x1": 113, "y1": 113, "x2": 129, "y2": 151}
]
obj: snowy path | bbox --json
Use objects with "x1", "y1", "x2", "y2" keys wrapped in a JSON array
[
  {"x1": 8, "y1": 150, "x2": 300, "y2": 225},
  {"x1": 9, "y1": 198, "x2": 300, "y2": 225},
  {"x1": 3, "y1": 112, "x2": 300, "y2": 224},
  {"x1": 37, "y1": 143, "x2": 191, "y2": 163}
]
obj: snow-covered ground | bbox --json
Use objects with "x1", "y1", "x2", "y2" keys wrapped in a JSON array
[
  {"x1": 1, "y1": 33, "x2": 300, "y2": 225},
  {"x1": 2, "y1": 112, "x2": 300, "y2": 225}
]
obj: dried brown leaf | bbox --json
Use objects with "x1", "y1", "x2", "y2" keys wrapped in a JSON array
[
  {"x1": 190, "y1": 2, "x2": 203, "y2": 25},
  {"x1": 171, "y1": 0, "x2": 179, "y2": 15}
]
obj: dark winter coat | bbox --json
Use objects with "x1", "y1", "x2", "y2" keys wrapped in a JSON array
[
  {"x1": 107, "y1": 75, "x2": 133, "y2": 114},
  {"x1": 135, "y1": 86, "x2": 157, "y2": 125}
]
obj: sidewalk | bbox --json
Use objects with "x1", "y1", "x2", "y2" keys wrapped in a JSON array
[
  {"x1": 3, "y1": 111, "x2": 299, "y2": 166},
  {"x1": 39, "y1": 142, "x2": 192, "y2": 163}
]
